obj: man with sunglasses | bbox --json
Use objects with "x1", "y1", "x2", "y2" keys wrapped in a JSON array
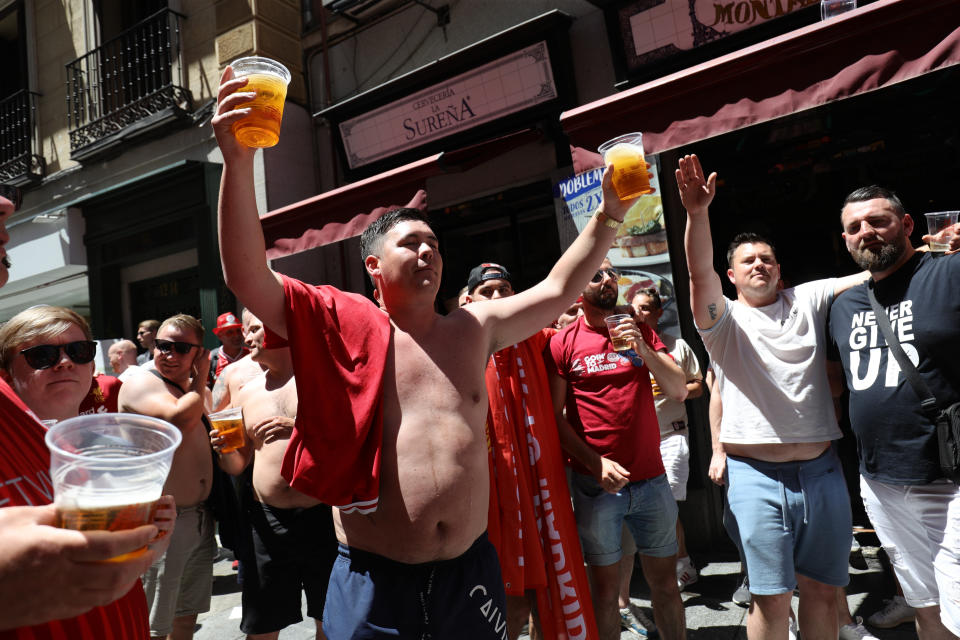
[
  {"x1": 119, "y1": 314, "x2": 216, "y2": 640},
  {"x1": 0, "y1": 263, "x2": 161, "y2": 633},
  {"x1": 545, "y1": 258, "x2": 689, "y2": 640},
  {"x1": 214, "y1": 64, "x2": 638, "y2": 639}
]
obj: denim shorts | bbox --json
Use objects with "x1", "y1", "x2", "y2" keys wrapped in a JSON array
[
  {"x1": 723, "y1": 447, "x2": 851, "y2": 595},
  {"x1": 570, "y1": 471, "x2": 678, "y2": 566}
]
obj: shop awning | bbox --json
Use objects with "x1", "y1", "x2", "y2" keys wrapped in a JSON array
[
  {"x1": 262, "y1": 128, "x2": 543, "y2": 259},
  {"x1": 560, "y1": 0, "x2": 960, "y2": 155}
]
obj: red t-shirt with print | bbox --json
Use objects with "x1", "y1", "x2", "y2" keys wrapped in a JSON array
[{"x1": 544, "y1": 316, "x2": 666, "y2": 480}]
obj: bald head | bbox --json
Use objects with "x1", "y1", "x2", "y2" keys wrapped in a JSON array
[{"x1": 108, "y1": 339, "x2": 138, "y2": 374}]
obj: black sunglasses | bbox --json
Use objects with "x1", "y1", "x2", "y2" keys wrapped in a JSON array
[
  {"x1": 20, "y1": 341, "x2": 97, "y2": 370},
  {"x1": 591, "y1": 268, "x2": 620, "y2": 283},
  {"x1": 0, "y1": 184, "x2": 22, "y2": 211},
  {"x1": 155, "y1": 339, "x2": 201, "y2": 355}
]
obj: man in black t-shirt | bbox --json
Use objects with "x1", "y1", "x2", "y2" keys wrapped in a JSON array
[{"x1": 829, "y1": 186, "x2": 960, "y2": 639}]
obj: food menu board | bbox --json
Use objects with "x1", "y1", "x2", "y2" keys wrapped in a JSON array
[{"x1": 556, "y1": 157, "x2": 680, "y2": 332}]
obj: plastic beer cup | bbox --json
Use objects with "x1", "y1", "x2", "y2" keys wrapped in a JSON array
[
  {"x1": 209, "y1": 406, "x2": 246, "y2": 453},
  {"x1": 604, "y1": 314, "x2": 634, "y2": 352},
  {"x1": 230, "y1": 56, "x2": 291, "y2": 148},
  {"x1": 598, "y1": 132, "x2": 654, "y2": 200},
  {"x1": 924, "y1": 211, "x2": 958, "y2": 253},
  {"x1": 45, "y1": 414, "x2": 181, "y2": 562}
]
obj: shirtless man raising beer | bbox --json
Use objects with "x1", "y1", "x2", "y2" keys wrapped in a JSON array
[
  {"x1": 119, "y1": 314, "x2": 216, "y2": 640},
  {"x1": 211, "y1": 309, "x2": 336, "y2": 639},
  {"x1": 213, "y1": 66, "x2": 637, "y2": 638}
]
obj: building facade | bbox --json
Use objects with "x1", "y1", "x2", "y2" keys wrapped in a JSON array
[{"x1": 0, "y1": 0, "x2": 313, "y2": 348}]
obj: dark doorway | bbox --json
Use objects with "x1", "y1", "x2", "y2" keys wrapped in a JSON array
[{"x1": 431, "y1": 181, "x2": 561, "y2": 307}]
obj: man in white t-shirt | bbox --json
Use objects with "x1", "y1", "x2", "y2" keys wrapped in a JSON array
[{"x1": 677, "y1": 154, "x2": 869, "y2": 640}]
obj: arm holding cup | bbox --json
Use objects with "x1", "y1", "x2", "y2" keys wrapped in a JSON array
[
  {"x1": 631, "y1": 322, "x2": 688, "y2": 402},
  {"x1": 0, "y1": 504, "x2": 157, "y2": 630},
  {"x1": 212, "y1": 66, "x2": 288, "y2": 339}
]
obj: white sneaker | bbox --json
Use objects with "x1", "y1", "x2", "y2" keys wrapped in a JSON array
[
  {"x1": 867, "y1": 595, "x2": 916, "y2": 628},
  {"x1": 675, "y1": 557, "x2": 698, "y2": 591},
  {"x1": 840, "y1": 616, "x2": 880, "y2": 640}
]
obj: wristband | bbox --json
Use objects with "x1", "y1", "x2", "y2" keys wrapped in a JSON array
[{"x1": 594, "y1": 209, "x2": 623, "y2": 229}]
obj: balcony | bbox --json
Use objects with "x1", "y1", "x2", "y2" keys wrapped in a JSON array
[
  {"x1": 0, "y1": 90, "x2": 45, "y2": 185},
  {"x1": 66, "y1": 9, "x2": 193, "y2": 161}
]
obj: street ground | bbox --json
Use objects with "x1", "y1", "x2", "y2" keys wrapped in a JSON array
[{"x1": 195, "y1": 538, "x2": 918, "y2": 639}]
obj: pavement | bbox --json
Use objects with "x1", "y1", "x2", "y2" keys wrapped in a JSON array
[{"x1": 194, "y1": 539, "x2": 920, "y2": 639}]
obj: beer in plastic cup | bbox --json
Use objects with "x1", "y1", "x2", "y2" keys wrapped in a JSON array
[
  {"x1": 598, "y1": 132, "x2": 654, "y2": 201},
  {"x1": 45, "y1": 414, "x2": 181, "y2": 562},
  {"x1": 230, "y1": 56, "x2": 291, "y2": 148},
  {"x1": 924, "y1": 211, "x2": 958, "y2": 253},
  {"x1": 209, "y1": 406, "x2": 245, "y2": 453},
  {"x1": 604, "y1": 314, "x2": 634, "y2": 352}
]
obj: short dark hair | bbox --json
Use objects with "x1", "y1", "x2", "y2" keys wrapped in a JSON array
[
  {"x1": 632, "y1": 286, "x2": 661, "y2": 310},
  {"x1": 726, "y1": 232, "x2": 776, "y2": 267},
  {"x1": 359, "y1": 208, "x2": 433, "y2": 261},
  {"x1": 842, "y1": 186, "x2": 906, "y2": 219}
]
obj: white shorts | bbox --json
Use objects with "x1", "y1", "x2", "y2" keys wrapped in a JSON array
[
  {"x1": 860, "y1": 475, "x2": 960, "y2": 635},
  {"x1": 659, "y1": 432, "x2": 690, "y2": 501}
]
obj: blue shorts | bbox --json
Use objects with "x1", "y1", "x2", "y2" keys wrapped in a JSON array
[
  {"x1": 724, "y1": 447, "x2": 852, "y2": 595},
  {"x1": 323, "y1": 532, "x2": 507, "y2": 639},
  {"x1": 570, "y1": 471, "x2": 678, "y2": 566}
]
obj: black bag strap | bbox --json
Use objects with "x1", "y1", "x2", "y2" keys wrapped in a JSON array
[{"x1": 867, "y1": 282, "x2": 941, "y2": 420}]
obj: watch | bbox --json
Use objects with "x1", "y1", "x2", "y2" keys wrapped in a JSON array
[{"x1": 594, "y1": 209, "x2": 623, "y2": 229}]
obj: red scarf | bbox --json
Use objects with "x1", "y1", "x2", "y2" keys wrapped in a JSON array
[{"x1": 485, "y1": 330, "x2": 598, "y2": 640}]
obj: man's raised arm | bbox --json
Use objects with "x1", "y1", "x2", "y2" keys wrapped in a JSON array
[
  {"x1": 212, "y1": 66, "x2": 287, "y2": 337},
  {"x1": 677, "y1": 154, "x2": 725, "y2": 330},
  {"x1": 472, "y1": 168, "x2": 639, "y2": 353}
]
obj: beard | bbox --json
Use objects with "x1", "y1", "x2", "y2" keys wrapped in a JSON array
[
  {"x1": 850, "y1": 231, "x2": 907, "y2": 272},
  {"x1": 583, "y1": 284, "x2": 618, "y2": 310}
]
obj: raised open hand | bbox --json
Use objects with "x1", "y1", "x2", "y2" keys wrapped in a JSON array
[{"x1": 675, "y1": 154, "x2": 717, "y2": 215}]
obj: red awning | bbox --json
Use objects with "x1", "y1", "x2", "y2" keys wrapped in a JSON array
[
  {"x1": 561, "y1": 0, "x2": 960, "y2": 155},
  {"x1": 262, "y1": 128, "x2": 543, "y2": 259}
]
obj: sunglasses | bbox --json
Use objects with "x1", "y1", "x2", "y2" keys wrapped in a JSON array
[
  {"x1": 155, "y1": 339, "x2": 201, "y2": 355},
  {"x1": 591, "y1": 268, "x2": 620, "y2": 283},
  {"x1": 0, "y1": 184, "x2": 22, "y2": 211},
  {"x1": 20, "y1": 341, "x2": 97, "y2": 370}
]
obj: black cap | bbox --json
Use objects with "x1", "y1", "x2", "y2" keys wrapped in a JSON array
[{"x1": 467, "y1": 263, "x2": 513, "y2": 293}]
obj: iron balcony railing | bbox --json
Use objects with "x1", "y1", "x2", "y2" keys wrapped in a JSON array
[
  {"x1": 0, "y1": 90, "x2": 45, "y2": 184},
  {"x1": 66, "y1": 8, "x2": 191, "y2": 153}
]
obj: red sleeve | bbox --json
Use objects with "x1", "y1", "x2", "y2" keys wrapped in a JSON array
[
  {"x1": 641, "y1": 323, "x2": 667, "y2": 354},
  {"x1": 543, "y1": 325, "x2": 569, "y2": 379}
]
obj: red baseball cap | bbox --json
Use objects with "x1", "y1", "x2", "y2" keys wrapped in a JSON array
[{"x1": 213, "y1": 312, "x2": 242, "y2": 336}]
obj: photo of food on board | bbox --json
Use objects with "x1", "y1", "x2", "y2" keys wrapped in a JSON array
[{"x1": 612, "y1": 195, "x2": 667, "y2": 263}]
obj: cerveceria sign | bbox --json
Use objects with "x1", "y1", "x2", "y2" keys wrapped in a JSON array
[{"x1": 340, "y1": 41, "x2": 557, "y2": 169}]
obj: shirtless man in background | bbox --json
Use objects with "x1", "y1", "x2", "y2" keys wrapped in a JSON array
[
  {"x1": 213, "y1": 64, "x2": 637, "y2": 638},
  {"x1": 119, "y1": 314, "x2": 216, "y2": 640},
  {"x1": 212, "y1": 310, "x2": 335, "y2": 639},
  {"x1": 210, "y1": 313, "x2": 261, "y2": 413}
]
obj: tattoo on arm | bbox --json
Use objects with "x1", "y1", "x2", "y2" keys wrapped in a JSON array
[
  {"x1": 708, "y1": 303, "x2": 718, "y2": 320},
  {"x1": 212, "y1": 376, "x2": 227, "y2": 409}
]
